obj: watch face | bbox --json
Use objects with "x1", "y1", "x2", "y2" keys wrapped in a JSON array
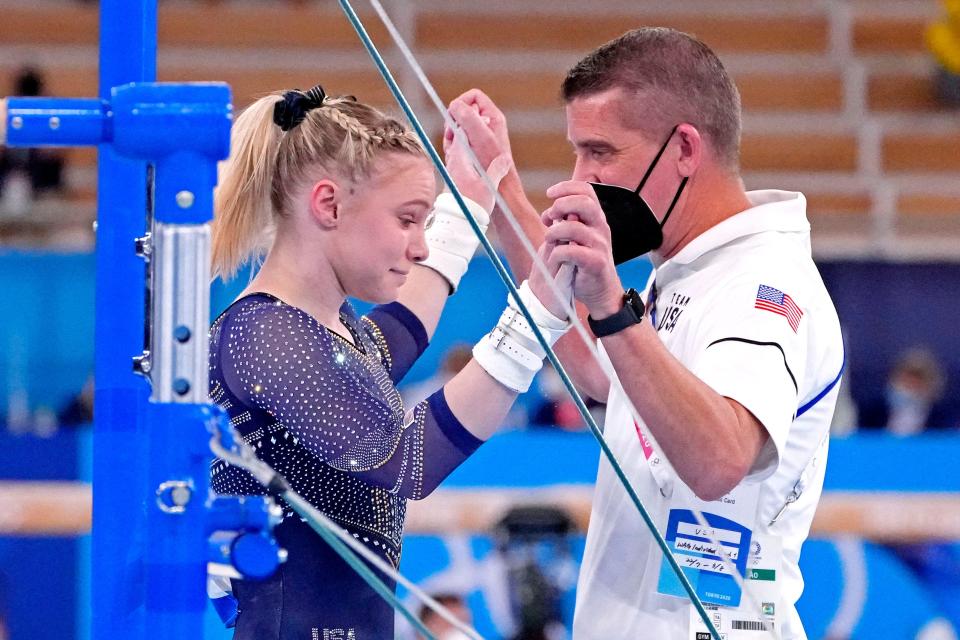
[{"x1": 625, "y1": 288, "x2": 645, "y2": 317}]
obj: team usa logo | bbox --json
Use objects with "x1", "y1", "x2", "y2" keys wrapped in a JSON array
[{"x1": 656, "y1": 291, "x2": 690, "y2": 333}]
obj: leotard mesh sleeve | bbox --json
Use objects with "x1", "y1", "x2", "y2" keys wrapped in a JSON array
[{"x1": 363, "y1": 302, "x2": 429, "y2": 384}]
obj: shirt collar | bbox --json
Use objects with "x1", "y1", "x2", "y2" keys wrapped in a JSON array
[{"x1": 652, "y1": 190, "x2": 810, "y2": 268}]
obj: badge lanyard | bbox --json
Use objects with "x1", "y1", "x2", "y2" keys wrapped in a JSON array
[{"x1": 634, "y1": 279, "x2": 676, "y2": 496}]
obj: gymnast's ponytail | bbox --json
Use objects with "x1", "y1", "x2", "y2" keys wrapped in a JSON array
[
  {"x1": 212, "y1": 93, "x2": 282, "y2": 281},
  {"x1": 212, "y1": 86, "x2": 425, "y2": 281}
]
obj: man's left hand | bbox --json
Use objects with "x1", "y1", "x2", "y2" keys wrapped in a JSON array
[{"x1": 541, "y1": 181, "x2": 625, "y2": 320}]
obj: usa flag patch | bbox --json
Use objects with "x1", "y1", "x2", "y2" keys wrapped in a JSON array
[{"x1": 755, "y1": 284, "x2": 803, "y2": 332}]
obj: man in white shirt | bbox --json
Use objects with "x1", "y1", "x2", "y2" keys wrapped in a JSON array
[{"x1": 449, "y1": 27, "x2": 843, "y2": 639}]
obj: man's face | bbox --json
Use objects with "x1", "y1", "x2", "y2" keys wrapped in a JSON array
[{"x1": 565, "y1": 87, "x2": 681, "y2": 229}]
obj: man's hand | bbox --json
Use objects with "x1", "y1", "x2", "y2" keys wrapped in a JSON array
[{"x1": 541, "y1": 181, "x2": 624, "y2": 319}]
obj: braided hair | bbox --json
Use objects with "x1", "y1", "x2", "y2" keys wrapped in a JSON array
[{"x1": 212, "y1": 85, "x2": 426, "y2": 280}]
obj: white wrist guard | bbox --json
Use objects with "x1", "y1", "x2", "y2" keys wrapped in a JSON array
[
  {"x1": 420, "y1": 192, "x2": 489, "y2": 294},
  {"x1": 473, "y1": 280, "x2": 572, "y2": 392}
]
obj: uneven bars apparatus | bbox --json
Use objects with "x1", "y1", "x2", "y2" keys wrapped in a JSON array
[
  {"x1": 1, "y1": 2, "x2": 284, "y2": 638},
  {"x1": 6, "y1": 1, "x2": 949, "y2": 637}
]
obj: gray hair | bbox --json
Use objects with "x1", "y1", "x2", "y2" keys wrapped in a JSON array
[{"x1": 562, "y1": 27, "x2": 742, "y2": 167}]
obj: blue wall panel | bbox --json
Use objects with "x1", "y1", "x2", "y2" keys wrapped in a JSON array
[
  {"x1": 0, "y1": 252, "x2": 95, "y2": 418},
  {"x1": 0, "y1": 429, "x2": 81, "y2": 640}
]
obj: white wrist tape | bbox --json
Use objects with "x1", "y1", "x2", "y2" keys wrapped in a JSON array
[
  {"x1": 473, "y1": 280, "x2": 572, "y2": 392},
  {"x1": 420, "y1": 192, "x2": 490, "y2": 294}
]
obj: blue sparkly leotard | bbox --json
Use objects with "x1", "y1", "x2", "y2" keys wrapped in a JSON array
[{"x1": 209, "y1": 293, "x2": 482, "y2": 639}]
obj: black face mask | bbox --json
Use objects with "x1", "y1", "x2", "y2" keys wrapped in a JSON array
[{"x1": 589, "y1": 125, "x2": 688, "y2": 264}]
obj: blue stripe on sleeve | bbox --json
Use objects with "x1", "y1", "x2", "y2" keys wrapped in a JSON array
[
  {"x1": 428, "y1": 388, "x2": 484, "y2": 456},
  {"x1": 796, "y1": 355, "x2": 845, "y2": 418}
]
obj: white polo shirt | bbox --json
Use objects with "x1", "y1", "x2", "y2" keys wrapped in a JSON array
[{"x1": 573, "y1": 190, "x2": 843, "y2": 640}]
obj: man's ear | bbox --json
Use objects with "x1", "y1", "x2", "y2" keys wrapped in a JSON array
[
  {"x1": 675, "y1": 124, "x2": 702, "y2": 177},
  {"x1": 309, "y1": 179, "x2": 341, "y2": 229}
]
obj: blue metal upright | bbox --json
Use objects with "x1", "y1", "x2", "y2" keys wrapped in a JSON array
[{"x1": 92, "y1": 1, "x2": 155, "y2": 638}]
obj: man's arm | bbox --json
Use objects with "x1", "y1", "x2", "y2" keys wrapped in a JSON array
[
  {"x1": 449, "y1": 90, "x2": 610, "y2": 401},
  {"x1": 534, "y1": 180, "x2": 768, "y2": 501},
  {"x1": 598, "y1": 318, "x2": 768, "y2": 501}
]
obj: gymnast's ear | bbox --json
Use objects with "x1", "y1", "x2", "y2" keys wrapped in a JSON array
[{"x1": 309, "y1": 179, "x2": 341, "y2": 229}]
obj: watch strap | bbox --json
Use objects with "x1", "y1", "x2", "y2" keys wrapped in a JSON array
[{"x1": 587, "y1": 288, "x2": 645, "y2": 338}]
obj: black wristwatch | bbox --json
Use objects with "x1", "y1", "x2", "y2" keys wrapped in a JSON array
[{"x1": 587, "y1": 288, "x2": 645, "y2": 338}]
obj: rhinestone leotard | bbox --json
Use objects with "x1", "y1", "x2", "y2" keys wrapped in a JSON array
[{"x1": 209, "y1": 293, "x2": 482, "y2": 639}]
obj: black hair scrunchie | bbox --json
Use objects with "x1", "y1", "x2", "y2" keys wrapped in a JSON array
[{"x1": 273, "y1": 84, "x2": 326, "y2": 132}]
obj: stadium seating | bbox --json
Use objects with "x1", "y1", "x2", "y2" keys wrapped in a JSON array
[{"x1": 0, "y1": 0, "x2": 957, "y2": 252}]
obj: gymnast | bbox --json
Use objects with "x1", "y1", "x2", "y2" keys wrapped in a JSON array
[{"x1": 206, "y1": 85, "x2": 571, "y2": 639}]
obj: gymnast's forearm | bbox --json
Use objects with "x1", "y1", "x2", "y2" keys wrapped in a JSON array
[
  {"x1": 443, "y1": 280, "x2": 571, "y2": 441},
  {"x1": 442, "y1": 360, "x2": 519, "y2": 441},
  {"x1": 491, "y1": 178, "x2": 608, "y2": 402},
  {"x1": 551, "y1": 306, "x2": 611, "y2": 403},
  {"x1": 393, "y1": 262, "x2": 451, "y2": 340},
  {"x1": 490, "y1": 170, "x2": 544, "y2": 280}
]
